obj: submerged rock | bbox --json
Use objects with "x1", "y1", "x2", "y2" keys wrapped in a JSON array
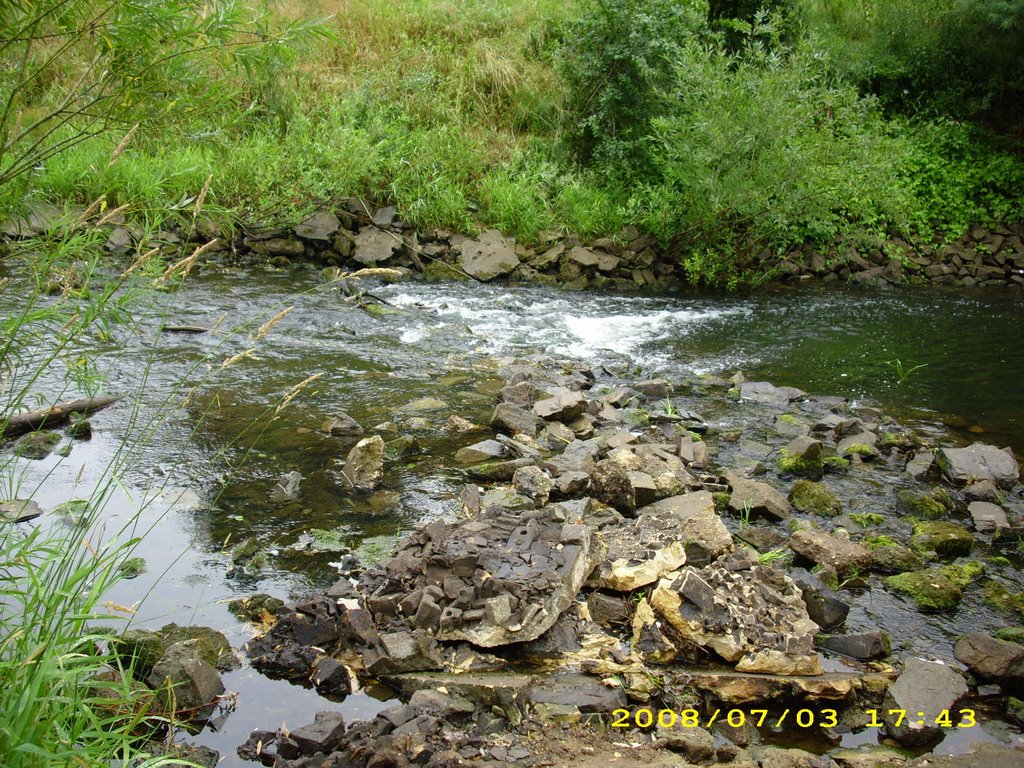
[
  {"x1": 884, "y1": 563, "x2": 984, "y2": 611},
  {"x1": 343, "y1": 435, "x2": 385, "y2": 490}
]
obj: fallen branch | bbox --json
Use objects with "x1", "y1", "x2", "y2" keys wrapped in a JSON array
[{"x1": 2, "y1": 394, "x2": 124, "y2": 437}]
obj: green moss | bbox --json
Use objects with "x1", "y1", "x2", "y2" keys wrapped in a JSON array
[
  {"x1": 897, "y1": 487, "x2": 953, "y2": 519},
  {"x1": 994, "y1": 627, "x2": 1024, "y2": 645},
  {"x1": 879, "y1": 431, "x2": 921, "y2": 450},
  {"x1": 984, "y1": 580, "x2": 1024, "y2": 619},
  {"x1": 823, "y1": 455, "x2": 850, "y2": 471},
  {"x1": 117, "y1": 557, "x2": 146, "y2": 579},
  {"x1": 850, "y1": 512, "x2": 885, "y2": 528},
  {"x1": 910, "y1": 520, "x2": 974, "y2": 558},
  {"x1": 869, "y1": 543, "x2": 925, "y2": 574},
  {"x1": 114, "y1": 629, "x2": 165, "y2": 679},
  {"x1": 987, "y1": 556, "x2": 1012, "y2": 567},
  {"x1": 778, "y1": 414, "x2": 801, "y2": 425},
  {"x1": 712, "y1": 491, "x2": 731, "y2": 511},
  {"x1": 788, "y1": 479, "x2": 841, "y2": 516},
  {"x1": 865, "y1": 535, "x2": 898, "y2": 549},
  {"x1": 884, "y1": 562, "x2": 984, "y2": 611},
  {"x1": 778, "y1": 448, "x2": 824, "y2": 477},
  {"x1": 843, "y1": 443, "x2": 878, "y2": 458}
]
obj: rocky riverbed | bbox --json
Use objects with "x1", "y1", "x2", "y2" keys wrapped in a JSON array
[{"x1": 129, "y1": 353, "x2": 1024, "y2": 767}]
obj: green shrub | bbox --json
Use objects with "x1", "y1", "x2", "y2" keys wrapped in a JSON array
[
  {"x1": 556, "y1": 0, "x2": 702, "y2": 171},
  {"x1": 640, "y1": 38, "x2": 910, "y2": 282}
]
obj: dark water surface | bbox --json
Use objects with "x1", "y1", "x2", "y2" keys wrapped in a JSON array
[{"x1": 3, "y1": 267, "x2": 1023, "y2": 762}]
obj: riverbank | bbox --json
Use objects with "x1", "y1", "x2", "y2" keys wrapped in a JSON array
[{"x1": 4, "y1": 200, "x2": 1024, "y2": 292}]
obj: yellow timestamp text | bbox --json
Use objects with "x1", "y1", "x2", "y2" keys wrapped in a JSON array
[
  {"x1": 865, "y1": 709, "x2": 978, "y2": 728},
  {"x1": 611, "y1": 708, "x2": 840, "y2": 730}
]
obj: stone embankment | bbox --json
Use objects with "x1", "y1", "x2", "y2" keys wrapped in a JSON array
[{"x1": 5, "y1": 201, "x2": 1024, "y2": 289}]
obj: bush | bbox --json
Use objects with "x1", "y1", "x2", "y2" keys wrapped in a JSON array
[
  {"x1": 556, "y1": 0, "x2": 703, "y2": 172},
  {"x1": 802, "y1": 0, "x2": 1024, "y2": 122},
  {"x1": 638, "y1": 39, "x2": 911, "y2": 282}
]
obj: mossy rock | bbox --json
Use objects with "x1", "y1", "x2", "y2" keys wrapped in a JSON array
[
  {"x1": 117, "y1": 557, "x2": 146, "y2": 579},
  {"x1": 897, "y1": 487, "x2": 953, "y2": 520},
  {"x1": 384, "y1": 435, "x2": 421, "y2": 462},
  {"x1": 789, "y1": 479, "x2": 841, "y2": 516},
  {"x1": 849, "y1": 512, "x2": 885, "y2": 528},
  {"x1": 823, "y1": 455, "x2": 850, "y2": 471},
  {"x1": 910, "y1": 520, "x2": 974, "y2": 559},
  {"x1": 778, "y1": 449, "x2": 824, "y2": 477},
  {"x1": 229, "y1": 536, "x2": 262, "y2": 563},
  {"x1": 712, "y1": 491, "x2": 731, "y2": 512},
  {"x1": 158, "y1": 623, "x2": 238, "y2": 671},
  {"x1": 878, "y1": 431, "x2": 922, "y2": 451},
  {"x1": 13, "y1": 430, "x2": 61, "y2": 460},
  {"x1": 884, "y1": 562, "x2": 984, "y2": 611},
  {"x1": 115, "y1": 628, "x2": 165, "y2": 679},
  {"x1": 869, "y1": 543, "x2": 925, "y2": 574},
  {"x1": 994, "y1": 626, "x2": 1024, "y2": 645},
  {"x1": 984, "y1": 580, "x2": 1024, "y2": 619},
  {"x1": 228, "y1": 593, "x2": 285, "y2": 622}
]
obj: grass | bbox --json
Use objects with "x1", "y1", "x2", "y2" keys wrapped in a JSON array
[{"x1": 2, "y1": 1, "x2": 1023, "y2": 288}]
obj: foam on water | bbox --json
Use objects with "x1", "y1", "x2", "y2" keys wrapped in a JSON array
[{"x1": 385, "y1": 285, "x2": 749, "y2": 367}]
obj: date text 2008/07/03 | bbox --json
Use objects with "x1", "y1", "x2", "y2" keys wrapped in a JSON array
[{"x1": 609, "y1": 708, "x2": 979, "y2": 730}]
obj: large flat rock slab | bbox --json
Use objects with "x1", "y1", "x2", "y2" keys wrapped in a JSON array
[
  {"x1": 361, "y1": 507, "x2": 602, "y2": 647},
  {"x1": 938, "y1": 442, "x2": 1019, "y2": 488},
  {"x1": 453, "y1": 229, "x2": 520, "y2": 281}
]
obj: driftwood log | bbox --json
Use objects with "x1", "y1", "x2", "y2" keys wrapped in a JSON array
[{"x1": 1, "y1": 394, "x2": 123, "y2": 438}]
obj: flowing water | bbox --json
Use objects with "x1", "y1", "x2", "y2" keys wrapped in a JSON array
[{"x1": 3, "y1": 265, "x2": 1023, "y2": 762}]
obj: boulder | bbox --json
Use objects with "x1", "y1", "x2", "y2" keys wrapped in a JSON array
[
  {"x1": 910, "y1": 520, "x2": 974, "y2": 559},
  {"x1": 512, "y1": 466, "x2": 552, "y2": 507},
  {"x1": 938, "y1": 442, "x2": 1020, "y2": 488},
  {"x1": 739, "y1": 382, "x2": 806, "y2": 405},
  {"x1": 454, "y1": 439, "x2": 506, "y2": 465},
  {"x1": 779, "y1": 436, "x2": 824, "y2": 477},
  {"x1": 724, "y1": 470, "x2": 791, "y2": 520},
  {"x1": 883, "y1": 563, "x2": 983, "y2": 611},
  {"x1": 13, "y1": 430, "x2": 60, "y2": 460},
  {"x1": 817, "y1": 631, "x2": 891, "y2": 660},
  {"x1": 343, "y1": 435, "x2": 385, "y2": 490},
  {"x1": 882, "y1": 657, "x2": 968, "y2": 745},
  {"x1": 146, "y1": 640, "x2": 225, "y2": 719},
  {"x1": 0, "y1": 499, "x2": 43, "y2": 523},
  {"x1": 789, "y1": 529, "x2": 871, "y2": 578},
  {"x1": 491, "y1": 402, "x2": 541, "y2": 437},
  {"x1": 790, "y1": 568, "x2": 849, "y2": 630},
  {"x1": 294, "y1": 211, "x2": 340, "y2": 243},
  {"x1": 534, "y1": 388, "x2": 586, "y2": 422},
  {"x1": 651, "y1": 551, "x2": 820, "y2": 674},
  {"x1": 954, "y1": 633, "x2": 1024, "y2": 688},
  {"x1": 453, "y1": 229, "x2": 519, "y2": 281},
  {"x1": 567, "y1": 246, "x2": 619, "y2": 273},
  {"x1": 322, "y1": 411, "x2": 363, "y2": 436},
  {"x1": 969, "y1": 501, "x2": 1009, "y2": 532},
  {"x1": 352, "y1": 228, "x2": 397, "y2": 265},
  {"x1": 837, "y1": 432, "x2": 880, "y2": 459},
  {"x1": 589, "y1": 459, "x2": 636, "y2": 516},
  {"x1": 278, "y1": 711, "x2": 346, "y2": 758},
  {"x1": 789, "y1": 480, "x2": 841, "y2": 516}
]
